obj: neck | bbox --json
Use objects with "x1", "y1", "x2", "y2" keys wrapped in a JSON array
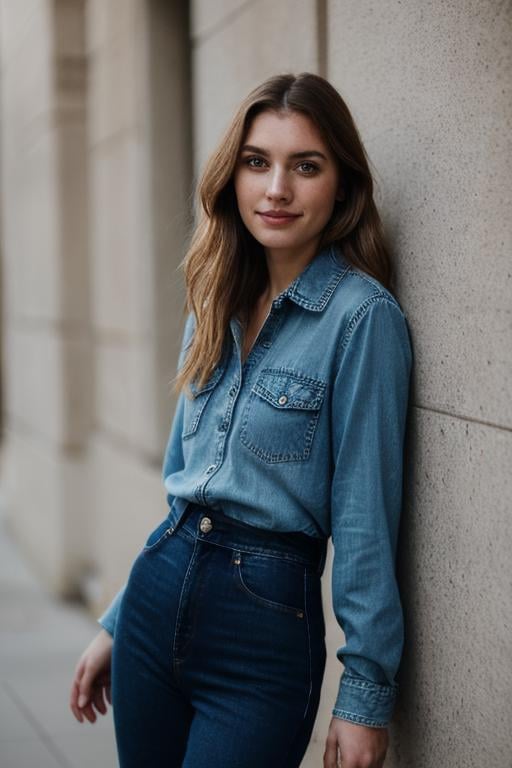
[{"x1": 262, "y1": 237, "x2": 320, "y2": 300}]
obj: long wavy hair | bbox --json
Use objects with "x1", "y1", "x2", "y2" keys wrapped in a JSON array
[{"x1": 174, "y1": 72, "x2": 393, "y2": 396}]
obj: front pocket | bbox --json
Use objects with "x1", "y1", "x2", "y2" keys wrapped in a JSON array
[
  {"x1": 182, "y1": 363, "x2": 225, "y2": 439},
  {"x1": 233, "y1": 551, "x2": 307, "y2": 618},
  {"x1": 142, "y1": 518, "x2": 174, "y2": 553},
  {"x1": 239, "y1": 368, "x2": 326, "y2": 462}
]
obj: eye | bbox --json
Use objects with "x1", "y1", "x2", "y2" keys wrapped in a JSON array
[
  {"x1": 297, "y1": 161, "x2": 319, "y2": 175},
  {"x1": 244, "y1": 156, "x2": 268, "y2": 170}
]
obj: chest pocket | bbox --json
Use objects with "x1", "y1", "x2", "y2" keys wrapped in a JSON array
[
  {"x1": 240, "y1": 368, "x2": 326, "y2": 463},
  {"x1": 182, "y1": 364, "x2": 224, "y2": 440}
]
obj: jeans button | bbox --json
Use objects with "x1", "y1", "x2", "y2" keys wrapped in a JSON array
[{"x1": 200, "y1": 516, "x2": 213, "y2": 534}]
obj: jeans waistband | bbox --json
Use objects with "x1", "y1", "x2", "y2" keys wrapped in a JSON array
[{"x1": 174, "y1": 502, "x2": 327, "y2": 575}]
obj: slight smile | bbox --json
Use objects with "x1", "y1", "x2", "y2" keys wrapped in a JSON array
[{"x1": 256, "y1": 210, "x2": 303, "y2": 226}]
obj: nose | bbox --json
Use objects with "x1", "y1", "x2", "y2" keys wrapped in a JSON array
[{"x1": 265, "y1": 167, "x2": 291, "y2": 202}]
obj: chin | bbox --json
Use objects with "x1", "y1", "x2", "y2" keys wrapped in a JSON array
[{"x1": 251, "y1": 230, "x2": 304, "y2": 251}]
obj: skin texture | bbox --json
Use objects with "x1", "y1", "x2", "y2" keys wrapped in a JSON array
[{"x1": 70, "y1": 109, "x2": 390, "y2": 766}]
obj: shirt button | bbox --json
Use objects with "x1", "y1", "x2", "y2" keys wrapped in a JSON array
[
  {"x1": 205, "y1": 464, "x2": 216, "y2": 474},
  {"x1": 278, "y1": 394, "x2": 288, "y2": 405},
  {"x1": 229, "y1": 387, "x2": 237, "y2": 397}
]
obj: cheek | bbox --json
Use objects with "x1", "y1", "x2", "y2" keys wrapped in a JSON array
[
  {"x1": 234, "y1": 173, "x2": 259, "y2": 211},
  {"x1": 307, "y1": 182, "x2": 337, "y2": 220}
]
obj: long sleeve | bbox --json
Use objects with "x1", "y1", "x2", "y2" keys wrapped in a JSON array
[
  {"x1": 97, "y1": 311, "x2": 195, "y2": 638},
  {"x1": 330, "y1": 295, "x2": 413, "y2": 727}
]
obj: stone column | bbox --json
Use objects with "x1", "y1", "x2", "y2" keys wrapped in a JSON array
[
  {"x1": 86, "y1": 0, "x2": 192, "y2": 615},
  {"x1": 0, "y1": 0, "x2": 91, "y2": 595}
]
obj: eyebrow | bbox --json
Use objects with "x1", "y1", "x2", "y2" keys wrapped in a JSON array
[{"x1": 240, "y1": 144, "x2": 328, "y2": 161}]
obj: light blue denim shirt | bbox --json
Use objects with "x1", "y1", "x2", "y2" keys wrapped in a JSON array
[{"x1": 98, "y1": 243, "x2": 413, "y2": 728}]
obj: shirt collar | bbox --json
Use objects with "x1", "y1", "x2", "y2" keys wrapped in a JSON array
[
  {"x1": 230, "y1": 244, "x2": 350, "y2": 342},
  {"x1": 272, "y1": 243, "x2": 350, "y2": 312}
]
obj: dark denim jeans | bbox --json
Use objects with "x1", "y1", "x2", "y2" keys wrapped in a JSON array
[{"x1": 111, "y1": 502, "x2": 328, "y2": 767}]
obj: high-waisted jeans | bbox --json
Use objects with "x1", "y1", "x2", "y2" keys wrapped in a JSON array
[{"x1": 111, "y1": 501, "x2": 328, "y2": 767}]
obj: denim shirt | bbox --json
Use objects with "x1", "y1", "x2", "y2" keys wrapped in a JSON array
[{"x1": 98, "y1": 243, "x2": 413, "y2": 728}]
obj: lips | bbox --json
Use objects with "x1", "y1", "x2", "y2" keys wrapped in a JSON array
[
  {"x1": 256, "y1": 210, "x2": 302, "y2": 225},
  {"x1": 258, "y1": 210, "x2": 301, "y2": 218}
]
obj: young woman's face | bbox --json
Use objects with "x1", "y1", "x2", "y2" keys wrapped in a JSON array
[{"x1": 233, "y1": 109, "x2": 342, "y2": 259}]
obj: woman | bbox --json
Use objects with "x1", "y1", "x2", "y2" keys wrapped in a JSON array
[{"x1": 70, "y1": 72, "x2": 412, "y2": 768}]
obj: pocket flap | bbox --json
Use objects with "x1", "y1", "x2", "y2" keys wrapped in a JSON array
[{"x1": 252, "y1": 368, "x2": 325, "y2": 410}]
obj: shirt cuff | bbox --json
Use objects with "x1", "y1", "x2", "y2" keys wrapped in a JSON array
[
  {"x1": 97, "y1": 617, "x2": 115, "y2": 637},
  {"x1": 332, "y1": 671, "x2": 398, "y2": 728},
  {"x1": 96, "y1": 584, "x2": 126, "y2": 638}
]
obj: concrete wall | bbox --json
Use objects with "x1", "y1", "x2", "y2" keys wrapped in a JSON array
[{"x1": 326, "y1": 1, "x2": 512, "y2": 765}]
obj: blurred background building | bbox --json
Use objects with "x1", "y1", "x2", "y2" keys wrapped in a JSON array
[{"x1": 0, "y1": 1, "x2": 510, "y2": 766}]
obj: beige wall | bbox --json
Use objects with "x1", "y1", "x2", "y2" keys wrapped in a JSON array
[
  {"x1": 0, "y1": 0, "x2": 91, "y2": 593},
  {"x1": 327, "y1": 1, "x2": 512, "y2": 765},
  {"x1": 0, "y1": 1, "x2": 510, "y2": 766},
  {"x1": 0, "y1": 0, "x2": 191, "y2": 612},
  {"x1": 85, "y1": 0, "x2": 191, "y2": 608}
]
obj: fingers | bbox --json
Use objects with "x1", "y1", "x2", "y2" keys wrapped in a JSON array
[
  {"x1": 93, "y1": 685, "x2": 107, "y2": 715},
  {"x1": 70, "y1": 663, "x2": 111, "y2": 724},
  {"x1": 69, "y1": 678, "x2": 84, "y2": 723},
  {"x1": 69, "y1": 659, "x2": 86, "y2": 723}
]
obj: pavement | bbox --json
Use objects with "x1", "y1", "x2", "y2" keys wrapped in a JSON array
[{"x1": 0, "y1": 513, "x2": 118, "y2": 768}]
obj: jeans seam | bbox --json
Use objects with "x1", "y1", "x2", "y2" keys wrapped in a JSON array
[
  {"x1": 172, "y1": 535, "x2": 199, "y2": 676},
  {"x1": 302, "y1": 567, "x2": 312, "y2": 719}
]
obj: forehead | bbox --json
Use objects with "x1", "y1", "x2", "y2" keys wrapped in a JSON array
[{"x1": 243, "y1": 109, "x2": 331, "y2": 155}]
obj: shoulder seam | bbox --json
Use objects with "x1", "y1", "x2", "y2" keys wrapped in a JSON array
[{"x1": 338, "y1": 293, "x2": 402, "y2": 353}]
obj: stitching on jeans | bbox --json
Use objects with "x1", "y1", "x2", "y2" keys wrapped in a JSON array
[
  {"x1": 234, "y1": 555, "x2": 303, "y2": 616},
  {"x1": 176, "y1": 524, "x2": 317, "y2": 569},
  {"x1": 172, "y1": 535, "x2": 198, "y2": 675},
  {"x1": 302, "y1": 567, "x2": 312, "y2": 719}
]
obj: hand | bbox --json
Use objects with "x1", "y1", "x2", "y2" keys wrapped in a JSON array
[
  {"x1": 69, "y1": 628, "x2": 113, "y2": 724},
  {"x1": 323, "y1": 717, "x2": 389, "y2": 767}
]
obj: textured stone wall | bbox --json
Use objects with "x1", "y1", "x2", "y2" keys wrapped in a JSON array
[{"x1": 327, "y1": 2, "x2": 512, "y2": 765}]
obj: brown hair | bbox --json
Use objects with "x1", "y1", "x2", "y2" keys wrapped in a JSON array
[{"x1": 174, "y1": 72, "x2": 393, "y2": 396}]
